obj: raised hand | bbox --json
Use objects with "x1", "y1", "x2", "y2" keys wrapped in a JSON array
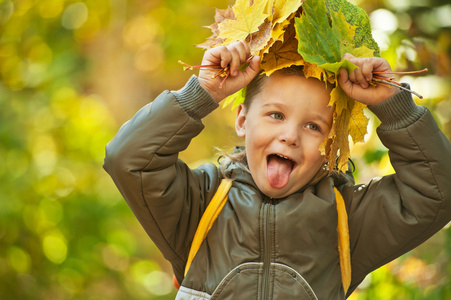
[
  {"x1": 198, "y1": 41, "x2": 261, "y2": 103},
  {"x1": 338, "y1": 54, "x2": 398, "y2": 106}
]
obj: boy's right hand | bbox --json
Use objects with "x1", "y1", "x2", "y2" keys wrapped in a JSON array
[{"x1": 198, "y1": 41, "x2": 261, "y2": 103}]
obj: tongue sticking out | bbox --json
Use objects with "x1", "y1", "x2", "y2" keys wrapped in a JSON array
[{"x1": 267, "y1": 155, "x2": 293, "y2": 189}]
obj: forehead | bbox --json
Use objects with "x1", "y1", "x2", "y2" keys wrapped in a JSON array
[{"x1": 260, "y1": 73, "x2": 332, "y2": 106}]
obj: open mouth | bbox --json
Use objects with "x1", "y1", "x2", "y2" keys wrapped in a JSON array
[
  {"x1": 267, "y1": 154, "x2": 296, "y2": 169},
  {"x1": 267, "y1": 154, "x2": 296, "y2": 189}
]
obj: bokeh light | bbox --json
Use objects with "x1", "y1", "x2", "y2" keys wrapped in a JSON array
[{"x1": 0, "y1": 0, "x2": 449, "y2": 299}]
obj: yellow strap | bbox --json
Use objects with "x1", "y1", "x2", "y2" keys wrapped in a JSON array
[
  {"x1": 184, "y1": 180, "x2": 351, "y2": 295},
  {"x1": 334, "y1": 187, "x2": 351, "y2": 294},
  {"x1": 184, "y1": 179, "x2": 233, "y2": 276}
]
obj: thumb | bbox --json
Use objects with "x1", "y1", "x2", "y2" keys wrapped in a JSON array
[
  {"x1": 242, "y1": 55, "x2": 261, "y2": 84},
  {"x1": 338, "y1": 67, "x2": 352, "y2": 93}
]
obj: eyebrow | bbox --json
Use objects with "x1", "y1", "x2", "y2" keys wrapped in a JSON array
[
  {"x1": 312, "y1": 113, "x2": 332, "y2": 127},
  {"x1": 261, "y1": 102, "x2": 287, "y2": 110}
]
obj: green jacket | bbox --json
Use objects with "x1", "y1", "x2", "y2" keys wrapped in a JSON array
[{"x1": 104, "y1": 76, "x2": 451, "y2": 299}]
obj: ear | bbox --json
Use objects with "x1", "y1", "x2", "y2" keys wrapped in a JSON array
[{"x1": 235, "y1": 103, "x2": 247, "y2": 138}]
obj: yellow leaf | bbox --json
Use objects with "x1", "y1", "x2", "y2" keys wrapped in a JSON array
[
  {"x1": 347, "y1": 100, "x2": 368, "y2": 144},
  {"x1": 330, "y1": 86, "x2": 348, "y2": 115},
  {"x1": 350, "y1": 45, "x2": 374, "y2": 58},
  {"x1": 303, "y1": 62, "x2": 325, "y2": 81},
  {"x1": 326, "y1": 86, "x2": 369, "y2": 171},
  {"x1": 272, "y1": 0, "x2": 304, "y2": 24},
  {"x1": 332, "y1": 109, "x2": 351, "y2": 172},
  {"x1": 249, "y1": 18, "x2": 273, "y2": 55},
  {"x1": 271, "y1": 19, "x2": 290, "y2": 42},
  {"x1": 218, "y1": 0, "x2": 270, "y2": 43},
  {"x1": 195, "y1": 7, "x2": 234, "y2": 49}
]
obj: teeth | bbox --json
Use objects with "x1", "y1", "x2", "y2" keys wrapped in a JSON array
[{"x1": 276, "y1": 154, "x2": 291, "y2": 160}]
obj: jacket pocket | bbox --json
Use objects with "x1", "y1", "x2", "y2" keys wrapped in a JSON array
[
  {"x1": 211, "y1": 262, "x2": 262, "y2": 300},
  {"x1": 271, "y1": 263, "x2": 318, "y2": 300},
  {"x1": 210, "y1": 262, "x2": 318, "y2": 300}
]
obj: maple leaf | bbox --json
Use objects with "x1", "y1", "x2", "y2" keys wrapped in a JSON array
[
  {"x1": 193, "y1": 0, "x2": 378, "y2": 172},
  {"x1": 261, "y1": 21, "x2": 305, "y2": 75},
  {"x1": 196, "y1": 7, "x2": 234, "y2": 49},
  {"x1": 294, "y1": 0, "x2": 378, "y2": 171},
  {"x1": 295, "y1": 0, "x2": 375, "y2": 75},
  {"x1": 217, "y1": 0, "x2": 270, "y2": 44},
  {"x1": 322, "y1": 85, "x2": 369, "y2": 171},
  {"x1": 249, "y1": 18, "x2": 273, "y2": 55},
  {"x1": 326, "y1": 0, "x2": 380, "y2": 57},
  {"x1": 271, "y1": 0, "x2": 305, "y2": 24}
]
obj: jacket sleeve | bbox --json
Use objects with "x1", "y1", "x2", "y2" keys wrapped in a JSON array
[
  {"x1": 341, "y1": 86, "x2": 451, "y2": 295},
  {"x1": 103, "y1": 76, "x2": 221, "y2": 280}
]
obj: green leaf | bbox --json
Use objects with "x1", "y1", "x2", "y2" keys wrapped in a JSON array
[
  {"x1": 222, "y1": 87, "x2": 246, "y2": 110},
  {"x1": 326, "y1": 0, "x2": 380, "y2": 57},
  {"x1": 294, "y1": 0, "x2": 377, "y2": 74}
]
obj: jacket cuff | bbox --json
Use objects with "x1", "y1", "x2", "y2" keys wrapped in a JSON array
[
  {"x1": 368, "y1": 83, "x2": 426, "y2": 131},
  {"x1": 171, "y1": 75, "x2": 219, "y2": 119}
]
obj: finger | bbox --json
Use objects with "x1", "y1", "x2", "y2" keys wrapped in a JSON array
[
  {"x1": 228, "y1": 41, "x2": 251, "y2": 76},
  {"x1": 354, "y1": 67, "x2": 368, "y2": 88},
  {"x1": 241, "y1": 55, "x2": 261, "y2": 84},
  {"x1": 338, "y1": 67, "x2": 351, "y2": 92},
  {"x1": 361, "y1": 61, "x2": 373, "y2": 82},
  {"x1": 210, "y1": 46, "x2": 231, "y2": 69},
  {"x1": 348, "y1": 69, "x2": 357, "y2": 84},
  {"x1": 341, "y1": 53, "x2": 354, "y2": 62},
  {"x1": 228, "y1": 47, "x2": 241, "y2": 77},
  {"x1": 235, "y1": 40, "x2": 249, "y2": 63}
]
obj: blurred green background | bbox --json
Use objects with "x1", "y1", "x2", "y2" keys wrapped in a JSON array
[{"x1": 0, "y1": 0, "x2": 450, "y2": 299}]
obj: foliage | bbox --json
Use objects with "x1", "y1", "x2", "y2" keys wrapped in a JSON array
[
  {"x1": 197, "y1": 0, "x2": 382, "y2": 171},
  {"x1": 295, "y1": 0, "x2": 377, "y2": 170},
  {"x1": 0, "y1": 0, "x2": 450, "y2": 299}
]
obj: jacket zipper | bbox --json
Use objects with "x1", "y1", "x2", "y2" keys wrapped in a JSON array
[{"x1": 262, "y1": 197, "x2": 274, "y2": 300}]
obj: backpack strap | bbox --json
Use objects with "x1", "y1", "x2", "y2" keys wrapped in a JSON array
[
  {"x1": 334, "y1": 187, "x2": 351, "y2": 294},
  {"x1": 184, "y1": 179, "x2": 233, "y2": 276},
  {"x1": 180, "y1": 180, "x2": 351, "y2": 295}
]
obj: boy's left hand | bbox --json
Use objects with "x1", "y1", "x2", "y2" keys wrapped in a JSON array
[{"x1": 338, "y1": 54, "x2": 398, "y2": 105}]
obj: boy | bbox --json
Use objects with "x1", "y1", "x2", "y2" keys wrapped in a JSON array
[{"x1": 104, "y1": 41, "x2": 451, "y2": 299}]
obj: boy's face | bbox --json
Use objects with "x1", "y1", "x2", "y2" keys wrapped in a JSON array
[{"x1": 235, "y1": 73, "x2": 333, "y2": 199}]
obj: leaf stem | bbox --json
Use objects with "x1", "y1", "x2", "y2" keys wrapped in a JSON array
[
  {"x1": 373, "y1": 68, "x2": 428, "y2": 75},
  {"x1": 371, "y1": 78, "x2": 423, "y2": 99},
  {"x1": 178, "y1": 60, "x2": 222, "y2": 70}
]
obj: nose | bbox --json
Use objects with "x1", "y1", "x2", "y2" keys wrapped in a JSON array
[{"x1": 279, "y1": 123, "x2": 299, "y2": 146}]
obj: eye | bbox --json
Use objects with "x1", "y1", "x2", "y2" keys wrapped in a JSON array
[
  {"x1": 306, "y1": 123, "x2": 320, "y2": 131},
  {"x1": 270, "y1": 112, "x2": 284, "y2": 120}
]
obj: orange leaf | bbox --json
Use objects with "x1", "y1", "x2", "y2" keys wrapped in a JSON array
[{"x1": 261, "y1": 20, "x2": 305, "y2": 75}]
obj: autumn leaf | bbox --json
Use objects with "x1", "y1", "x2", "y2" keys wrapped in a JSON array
[
  {"x1": 303, "y1": 62, "x2": 329, "y2": 81},
  {"x1": 196, "y1": 7, "x2": 234, "y2": 49},
  {"x1": 295, "y1": 0, "x2": 375, "y2": 75},
  {"x1": 347, "y1": 100, "x2": 368, "y2": 144},
  {"x1": 261, "y1": 21, "x2": 305, "y2": 75},
  {"x1": 271, "y1": 0, "x2": 305, "y2": 24},
  {"x1": 249, "y1": 19, "x2": 273, "y2": 55},
  {"x1": 326, "y1": 0, "x2": 380, "y2": 57},
  {"x1": 217, "y1": 0, "x2": 270, "y2": 44},
  {"x1": 194, "y1": 0, "x2": 378, "y2": 172},
  {"x1": 222, "y1": 87, "x2": 246, "y2": 110},
  {"x1": 322, "y1": 85, "x2": 369, "y2": 170}
]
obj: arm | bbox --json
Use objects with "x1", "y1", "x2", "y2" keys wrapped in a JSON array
[
  {"x1": 338, "y1": 57, "x2": 451, "y2": 294},
  {"x1": 103, "y1": 41, "x2": 260, "y2": 280},
  {"x1": 103, "y1": 77, "x2": 221, "y2": 278}
]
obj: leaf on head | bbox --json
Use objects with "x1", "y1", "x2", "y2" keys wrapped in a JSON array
[
  {"x1": 261, "y1": 22, "x2": 305, "y2": 75},
  {"x1": 217, "y1": 0, "x2": 270, "y2": 44}
]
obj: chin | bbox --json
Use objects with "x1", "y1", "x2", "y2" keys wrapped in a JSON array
[{"x1": 260, "y1": 186, "x2": 292, "y2": 199}]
